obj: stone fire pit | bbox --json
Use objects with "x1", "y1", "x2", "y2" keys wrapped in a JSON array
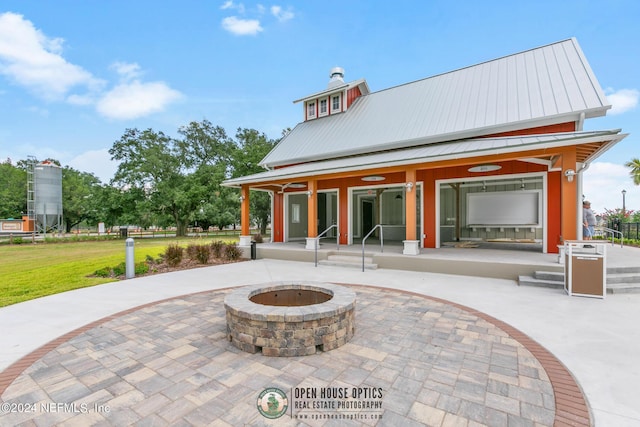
[{"x1": 224, "y1": 282, "x2": 356, "y2": 357}]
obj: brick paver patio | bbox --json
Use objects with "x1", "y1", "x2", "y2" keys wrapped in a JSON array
[{"x1": 0, "y1": 284, "x2": 590, "y2": 426}]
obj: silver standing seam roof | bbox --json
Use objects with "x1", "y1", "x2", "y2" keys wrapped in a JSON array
[{"x1": 259, "y1": 38, "x2": 611, "y2": 169}]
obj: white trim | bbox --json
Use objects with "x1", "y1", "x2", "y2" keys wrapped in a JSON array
[
  {"x1": 330, "y1": 94, "x2": 342, "y2": 114},
  {"x1": 319, "y1": 97, "x2": 329, "y2": 117},
  {"x1": 306, "y1": 101, "x2": 316, "y2": 119},
  {"x1": 317, "y1": 187, "x2": 340, "y2": 240}
]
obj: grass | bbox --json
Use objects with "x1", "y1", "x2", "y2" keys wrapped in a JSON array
[{"x1": 0, "y1": 237, "x2": 236, "y2": 308}]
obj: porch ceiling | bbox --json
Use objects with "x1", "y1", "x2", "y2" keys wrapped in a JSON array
[{"x1": 223, "y1": 130, "x2": 626, "y2": 188}]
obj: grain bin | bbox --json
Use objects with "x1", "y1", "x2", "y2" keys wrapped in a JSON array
[{"x1": 34, "y1": 161, "x2": 63, "y2": 233}]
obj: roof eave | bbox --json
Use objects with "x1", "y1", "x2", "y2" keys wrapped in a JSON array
[
  {"x1": 224, "y1": 130, "x2": 625, "y2": 187},
  {"x1": 261, "y1": 108, "x2": 611, "y2": 168}
]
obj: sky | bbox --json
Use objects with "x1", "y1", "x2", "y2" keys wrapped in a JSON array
[{"x1": 0, "y1": 0, "x2": 638, "y2": 216}]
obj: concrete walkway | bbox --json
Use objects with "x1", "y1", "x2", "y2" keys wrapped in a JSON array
[{"x1": 1, "y1": 258, "x2": 639, "y2": 426}]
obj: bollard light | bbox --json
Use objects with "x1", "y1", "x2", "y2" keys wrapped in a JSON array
[{"x1": 125, "y1": 237, "x2": 135, "y2": 279}]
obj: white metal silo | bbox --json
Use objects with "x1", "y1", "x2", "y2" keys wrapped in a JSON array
[{"x1": 34, "y1": 161, "x2": 63, "y2": 233}]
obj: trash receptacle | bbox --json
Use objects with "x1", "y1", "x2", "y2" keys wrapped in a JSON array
[
  {"x1": 564, "y1": 241, "x2": 606, "y2": 298},
  {"x1": 250, "y1": 240, "x2": 257, "y2": 260},
  {"x1": 120, "y1": 228, "x2": 128, "y2": 238}
]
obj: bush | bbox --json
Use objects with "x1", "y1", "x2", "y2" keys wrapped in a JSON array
[
  {"x1": 135, "y1": 262, "x2": 149, "y2": 275},
  {"x1": 112, "y1": 262, "x2": 126, "y2": 276},
  {"x1": 94, "y1": 266, "x2": 112, "y2": 277},
  {"x1": 193, "y1": 244, "x2": 211, "y2": 264},
  {"x1": 10, "y1": 237, "x2": 24, "y2": 245},
  {"x1": 252, "y1": 233, "x2": 263, "y2": 243},
  {"x1": 211, "y1": 240, "x2": 225, "y2": 258},
  {"x1": 224, "y1": 242, "x2": 243, "y2": 261},
  {"x1": 164, "y1": 243, "x2": 184, "y2": 267}
]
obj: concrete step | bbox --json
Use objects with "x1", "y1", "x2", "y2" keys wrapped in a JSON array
[
  {"x1": 318, "y1": 260, "x2": 378, "y2": 270},
  {"x1": 518, "y1": 275, "x2": 564, "y2": 289},
  {"x1": 531, "y1": 269, "x2": 640, "y2": 285},
  {"x1": 318, "y1": 254, "x2": 378, "y2": 270},
  {"x1": 607, "y1": 272, "x2": 640, "y2": 285},
  {"x1": 607, "y1": 283, "x2": 640, "y2": 294},
  {"x1": 533, "y1": 271, "x2": 564, "y2": 282}
]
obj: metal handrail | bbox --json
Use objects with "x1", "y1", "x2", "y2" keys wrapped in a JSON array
[
  {"x1": 600, "y1": 227, "x2": 624, "y2": 248},
  {"x1": 362, "y1": 224, "x2": 384, "y2": 272},
  {"x1": 314, "y1": 224, "x2": 339, "y2": 267}
]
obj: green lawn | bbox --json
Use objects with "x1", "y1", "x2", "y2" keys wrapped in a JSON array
[{"x1": 0, "y1": 237, "x2": 233, "y2": 307}]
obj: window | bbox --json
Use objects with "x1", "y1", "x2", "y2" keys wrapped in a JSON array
[
  {"x1": 319, "y1": 98, "x2": 328, "y2": 116},
  {"x1": 331, "y1": 94, "x2": 341, "y2": 113},
  {"x1": 307, "y1": 102, "x2": 316, "y2": 119},
  {"x1": 291, "y1": 204, "x2": 301, "y2": 223}
]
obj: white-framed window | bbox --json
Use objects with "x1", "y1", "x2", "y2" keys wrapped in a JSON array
[
  {"x1": 307, "y1": 101, "x2": 316, "y2": 119},
  {"x1": 319, "y1": 98, "x2": 328, "y2": 116},
  {"x1": 331, "y1": 94, "x2": 341, "y2": 113}
]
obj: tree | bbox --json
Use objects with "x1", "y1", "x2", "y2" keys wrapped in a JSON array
[
  {"x1": 230, "y1": 128, "x2": 276, "y2": 234},
  {"x1": 0, "y1": 160, "x2": 27, "y2": 218},
  {"x1": 625, "y1": 158, "x2": 640, "y2": 186},
  {"x1": 109, "y1": 128, "x2": 194, "y2": 236},
  {"x1": 62, "y1": 167, "x2": 102, "y2": 232}
]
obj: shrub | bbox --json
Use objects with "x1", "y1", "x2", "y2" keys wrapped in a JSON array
[
  {"x1": 112, "y1": 262, "x2": 126, "y2": 276},
  {"x1": 192, "y1": 244, "x2": 211, "y2": 264},
  {"x1": 186, "y1": 243, "x2": 199, "y2": 260},
  {"x1": 94, "y1": 267, "x2": 112, "y2": 277},
  {"x1": 224, "y1": 242, "x2": 243, "y2": 261},
  {"x1": 211, "y1": 240, "x2": 225, "y2": 258},
  {"x1": 164, "y1": 243, "x2": 184, "y2": 267},
  {"x1": 252, "y1": 233, "x2": 263, "y2": 243},
  {"x1": 10, "y1": 237, "x2": 24, "y2": 245},
  {"x1": 135, "y1": 262, "x2": 149, "y2": 275}
]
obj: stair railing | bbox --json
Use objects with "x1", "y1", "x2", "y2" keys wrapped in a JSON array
[
  {"x1": 362, "y1": 224, "x2": 384, "y2": 272},
  {"x1": 314, "y1": 224, "x2": 339, "y2": 267},
  {"x1": 600, "y1": 227, "x2": 624, "y2": 248}
]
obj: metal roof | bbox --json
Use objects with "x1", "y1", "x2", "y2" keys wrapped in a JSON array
[
  {"x1": 261, "y1": 38, "x2": 611, "y2": 168},
  {"x1": 224, "y1": 130, "x2": 625, "y2": 187}
]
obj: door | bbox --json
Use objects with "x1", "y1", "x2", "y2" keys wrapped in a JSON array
[{"x1": 362, "y1": 199, "x2": 374, "y2": 237}]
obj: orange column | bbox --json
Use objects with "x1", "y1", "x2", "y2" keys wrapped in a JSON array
[
  {"x1": 423, "y1": 171, "x2": 436, "y2": 248},
  {"x1": 405, "y1": 168, "x2": 417, "y2": 240},
  {"x1": 547, "y1": 171, "x2": 562, "y2": 252},
  {"x1": 307, "y1": 179, "x2": 317, "y2": 238},
  {"x1": 272, "y1": 191, "x2": 284, "y2": 242},
  {"x1": 561, "y1": 149, "x2": 578, "y2": 242},
  {"x1": 339, "y1": 183, "x2": 349, "y2": 245},
  {"x1": 240, "y1": 185, "x2": 250, "y2": 236}
]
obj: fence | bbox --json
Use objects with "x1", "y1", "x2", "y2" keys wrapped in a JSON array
[{"x1": 607, "y1": 221, "x2": 640, "y2": 241}]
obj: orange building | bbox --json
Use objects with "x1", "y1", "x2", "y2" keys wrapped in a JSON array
[{"x1": 224, "y1": 39, "x2": 626, "y2": 256}]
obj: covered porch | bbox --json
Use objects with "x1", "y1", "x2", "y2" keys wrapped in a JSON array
[{"x1": 229, "y1": 131, "x2": 624, "y2": 257}]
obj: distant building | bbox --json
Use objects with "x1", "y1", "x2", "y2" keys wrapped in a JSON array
[{"x1": 224, "y1": 38, "x2": 627, "y2": 255}]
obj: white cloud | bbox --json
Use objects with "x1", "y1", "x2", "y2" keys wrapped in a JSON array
[
  {"x1": 0, "y1": 13, "x2": 182, "y2": 120},
  {"x1": 605, "y1": 88, "x2": 639, "y2": 115},
  {"x1": 222, "y1": 16, "x2": 263, "y2": 36},
  {"x1": 68, "y1": 148, "x2": 118, "y2": 183},
  {"x1": 110, "y1": 61, "x2": 143, "y2": 81},
  {"x1": 220, "y1": 1, "x2": 245, "y2": 13},
  {"x1": 96, "y1": 80, "x2": 182, "y2": 120},
  {"x1": 0, "y1": 12, "x2": 104, "y2": 100},
  {"x1": 271, "y1": 5, "x2": 294, "y2": 22},
  {"x1": 582, "y1": 162, "x2": 639, "y2": 214}
]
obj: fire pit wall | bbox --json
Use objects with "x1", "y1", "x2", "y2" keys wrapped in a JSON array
[{"x1": 224, "y1": 282, "x2": 356, "y2": 357}]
